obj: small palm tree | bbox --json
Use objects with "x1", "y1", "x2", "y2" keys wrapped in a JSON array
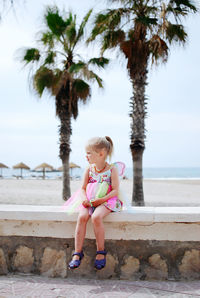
[
  {"x1": 21, "y1": 6, "x2": 108, "y2": 200},
  {"x1": 88, "y1": 0, "x2": 198, "y2": 205}
]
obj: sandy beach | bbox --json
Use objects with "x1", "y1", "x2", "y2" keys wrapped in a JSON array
[{"x1": 0, "y1": 178, "x2": 199, "y2": 206}]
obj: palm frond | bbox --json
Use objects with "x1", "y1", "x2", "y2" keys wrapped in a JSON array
[
  {"x1": 135, "y1": 16, "x2": 158, "y2": 27},
  {"x1": 51, "y1": 68, "x2": 63, "y2": 95},
  {"x1": 101, "y1": 29, "x2": 126, "y2": 52},
  {"x1": 108, "y1": 9, "x2": 122, "y2": 29},
  {"x1": 74, "y1": 64, "x2": 103, "y2": 88},
  {"x1": 166, "y1": 0, "x2": 198, "y2": 19},
  {"x1": 168, "y1": 0, "x2": 197, "y2": 13},
  {"x1": 149, "y1": 35, "x2": 168, "y2": 64},
  {"x1": 71, "y1": 97, "x2": 78, "y2": 119},
  {"x1": 65, "y1": 11, "x2": 73, "y2": 27},
  {"x1": 89, "y1": 71, "x2": 104, "y2": 88},
  {"x1": 33, "y1": 66, "x2": 55, "y2": 96},
  {"x1": 45, "y1": 6, "x2": 67, "y2": 37},
  {"x1": 41, "y1": 31, "x2": 54, "y2": 48},
  {"x1": 44, "y1": 51, "x2": 56, "y2": 65},
  {"x1": 23, "y1": 48, "x2": 40, "y2": 64},
  {"x1": 144, "y1": 5, "x2": 159, "y2": 15},
  {"x1": 65, "y1": 18, "x2": 77, "y2": 45},
  {"x1": 73, "y1": 79, "x2": 90, "y2": 101},
  {"x1": 88, "y1": 8, "x2": 127, "y2": 42},
  {"x1": 75, "y1": 9, "x2": 93, "y2": 44},
  {"x1": 88, "y1": 13, "x2": 109, "y2": 42},
  {"x1": 166, "y1": 23, "x2": 187, "y2": 44},
  {"x1": 120, "y1": 40, "x2": 132, "y2": 59},
  {"x1": 68, "y1": 62, "x2": 86, "y2": 74},
  {"x1": 100, "y1": 8, "x2": 128, "y2": 27},
  {"x1": 88, "y1": 57, "x2": 109, "y2": 68},
  {"x1": 88, "y1": 24, "x2": 108, "y2": 42}
]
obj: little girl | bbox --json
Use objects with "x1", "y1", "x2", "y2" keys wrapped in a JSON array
[{"x1": 64, "y1": 136, "x2": 124, "y2": 270}]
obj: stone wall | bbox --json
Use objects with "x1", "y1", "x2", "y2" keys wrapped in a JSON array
[
  {"x1": 0, "y1": 236, "x2": 200, "y2": 280},
  {"x1": 0, "y1": 205, "x2": 200, "y2": 280}
]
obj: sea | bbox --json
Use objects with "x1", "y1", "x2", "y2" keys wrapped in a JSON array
[{"x1": 1, "y1": 167, "x2": 200, "y2": 180}]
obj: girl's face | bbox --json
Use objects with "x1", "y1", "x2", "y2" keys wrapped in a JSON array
[{"x1": 85, "y1": 147, "x2": 100, "y2": 164}]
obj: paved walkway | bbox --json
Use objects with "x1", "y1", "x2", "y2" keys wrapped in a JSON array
[{"x1": 0, "y1": 274, "x2": 200, "y2": 297}]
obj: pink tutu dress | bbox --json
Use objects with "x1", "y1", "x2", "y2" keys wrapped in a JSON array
[{"x1": 62, "y1": 162, "x2": 125, "y2": 215}]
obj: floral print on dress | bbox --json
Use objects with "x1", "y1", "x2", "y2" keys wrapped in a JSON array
[{"x1": 88, "y1": 165, "x2": 122, "y2": 212}]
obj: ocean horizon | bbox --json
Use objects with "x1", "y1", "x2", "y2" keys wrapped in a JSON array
[{"x1": 1, "y1": 167, "x2": 200, "y2": 180}]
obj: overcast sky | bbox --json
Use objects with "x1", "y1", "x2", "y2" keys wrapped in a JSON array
[{"x1": 0, "y1": 0, "x2": 200, "y2": 169}]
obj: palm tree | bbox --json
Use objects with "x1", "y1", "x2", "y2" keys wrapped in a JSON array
[
  {"x1": 21, "y1": 6, "x2": 109, "y2": 200},
  {"x1": 88, "y1": 0, "x2": 198, "y2": 206}
]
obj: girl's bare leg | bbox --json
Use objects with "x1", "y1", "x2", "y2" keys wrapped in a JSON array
[
  {"x1": 91, "y1": 205, "x2": 111, "y2": 260},
  {"x1": 72, "y1": 207, "x2": 90, "y2": 261}
]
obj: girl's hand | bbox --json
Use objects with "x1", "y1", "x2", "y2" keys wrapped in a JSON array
[
  {"x1": 91, "y1": 198, "x2": 102, "y2": 208},
  {"x1": 82, "y1": 199, "x2": 91, "y2": 208}
]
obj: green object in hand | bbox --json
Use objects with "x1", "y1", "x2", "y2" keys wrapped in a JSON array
[{"x1": 95, "y1": 181, "x2": 109, "y2": 198}]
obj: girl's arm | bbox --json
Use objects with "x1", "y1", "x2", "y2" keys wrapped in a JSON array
[{"x1": 91, "y1": 166, "x2": 119, "y2": 208}]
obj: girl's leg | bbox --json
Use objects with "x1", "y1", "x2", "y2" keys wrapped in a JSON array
[
  {"x1": 72, "y1": 207, "x2": 90, "y2": 261},
  {"x1": 91, "y1": 205, "x2": 111, "y2": 260}
]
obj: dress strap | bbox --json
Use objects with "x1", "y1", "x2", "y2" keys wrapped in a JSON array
[
  {"x1": 89, "y1": 164, "x2": 94, "y2": 172},
  {"x1": 109, "y1": 164, "x2": 114, "y2": 173}
]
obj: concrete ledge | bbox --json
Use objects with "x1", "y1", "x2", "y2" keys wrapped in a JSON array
[
  {"x1": 0, "y1": 205, "x2": 200, "y2": 241},
  {"x1": 0, "y1": 204, "x2": 200, "y2": 222},
  {"x1": 0, "y1": 205, "x2": 200, "y2": 280}
]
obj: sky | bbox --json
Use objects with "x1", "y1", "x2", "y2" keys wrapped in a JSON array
[{"x1": 0, "y1": 0, "x2": 200, "y2": 170}]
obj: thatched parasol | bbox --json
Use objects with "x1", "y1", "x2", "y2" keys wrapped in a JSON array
[
  {"x1": 34, "y1": 163, "x2": 54, "y2": 179},
  {"x1": 69, "y1": 162, "x2": 80, "y2": 169},
  {"x1": 58, "y1": 163, "x2": 80, "y2": 171},
  {"x1": 0, "y1": 163, "x2": 9, "y2": 177},
  {"x1": 58, "y1": 162, "x2": 80, "y2": 176},
  {"x1": 70, "y1": 162, "x2": 80, "y2": 176},
  {"x1": 13, "y1": 162, "x2": 30, "y2": 178}
]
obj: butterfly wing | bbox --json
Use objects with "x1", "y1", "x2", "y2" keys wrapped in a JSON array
[{"x1": 112, "y1": 162, "x2": 126, "y2": 177}]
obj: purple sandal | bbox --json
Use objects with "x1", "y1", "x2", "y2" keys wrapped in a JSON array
[
  {"x1": 68, "y1": 251, "x2": 84, "y2": 269},
  {"x1": 94, "y1": 250, "x2": 107, "y2": 270}
]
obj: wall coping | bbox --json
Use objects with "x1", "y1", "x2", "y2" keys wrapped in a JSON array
[
  {"x1": 0, "y1": 204, "x2": 200, "y2": 223},
  {"x1": 0, "y1": 205, "x2": 200, "y2": 241}
]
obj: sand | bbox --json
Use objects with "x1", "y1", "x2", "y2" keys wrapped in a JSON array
[{"x1": 0, "y1": 178, "x2": 199, "y2": 206}]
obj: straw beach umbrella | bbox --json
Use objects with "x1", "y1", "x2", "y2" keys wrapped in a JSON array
[
  {"x1": 13, "y1": 162, "x2": 30, "y2": 178},
  {"x1": 69, "y1": 162, "x2": 80, "y2": 177},
  {"x1": 58, "y1": 162, "x2": 80, "y2": 177},
  {"x1": 0, "y1": 163, "x2": 9, "y2": 177},
  {"x1": 69, "y1": 162, "x2": 80, "y2": 169},
  {"x1": 34, "y1": 163, "x2": 54, "y2": 179}
]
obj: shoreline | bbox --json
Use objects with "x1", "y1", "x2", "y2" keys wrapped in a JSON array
[{"x1": 0, "y1": 178, "x2": 199, "y2": 207}]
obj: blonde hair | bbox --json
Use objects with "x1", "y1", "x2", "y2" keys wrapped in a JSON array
[{"x1": 86, "y1": 136, "x2": 114, "y2": 160}]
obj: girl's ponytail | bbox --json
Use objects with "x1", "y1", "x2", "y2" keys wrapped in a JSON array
[{"x1": 105, "y1": 136, "x2": 114, "y2": 160}]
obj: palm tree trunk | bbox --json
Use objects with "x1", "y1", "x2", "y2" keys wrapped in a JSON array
[
  {"x1": 130, "y1": 69, "x2": 148, "y2": 206},
  {"x1": 131, "y1": 146, "x2": 144, "y2": 206},
  {"x1": 59, "y1": 113, "x2": 72, "y2": 200},
  {"x1": 62, "y1": 154, "x2": 70, "y2": 200}
]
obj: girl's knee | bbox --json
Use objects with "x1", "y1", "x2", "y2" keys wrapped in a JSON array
[
  {"x1": 91, "y1": 213, "x2": 102, "y2": 225},
  {"x1": 78, "y1": 212, "x2": 89, "y2": 224}
]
